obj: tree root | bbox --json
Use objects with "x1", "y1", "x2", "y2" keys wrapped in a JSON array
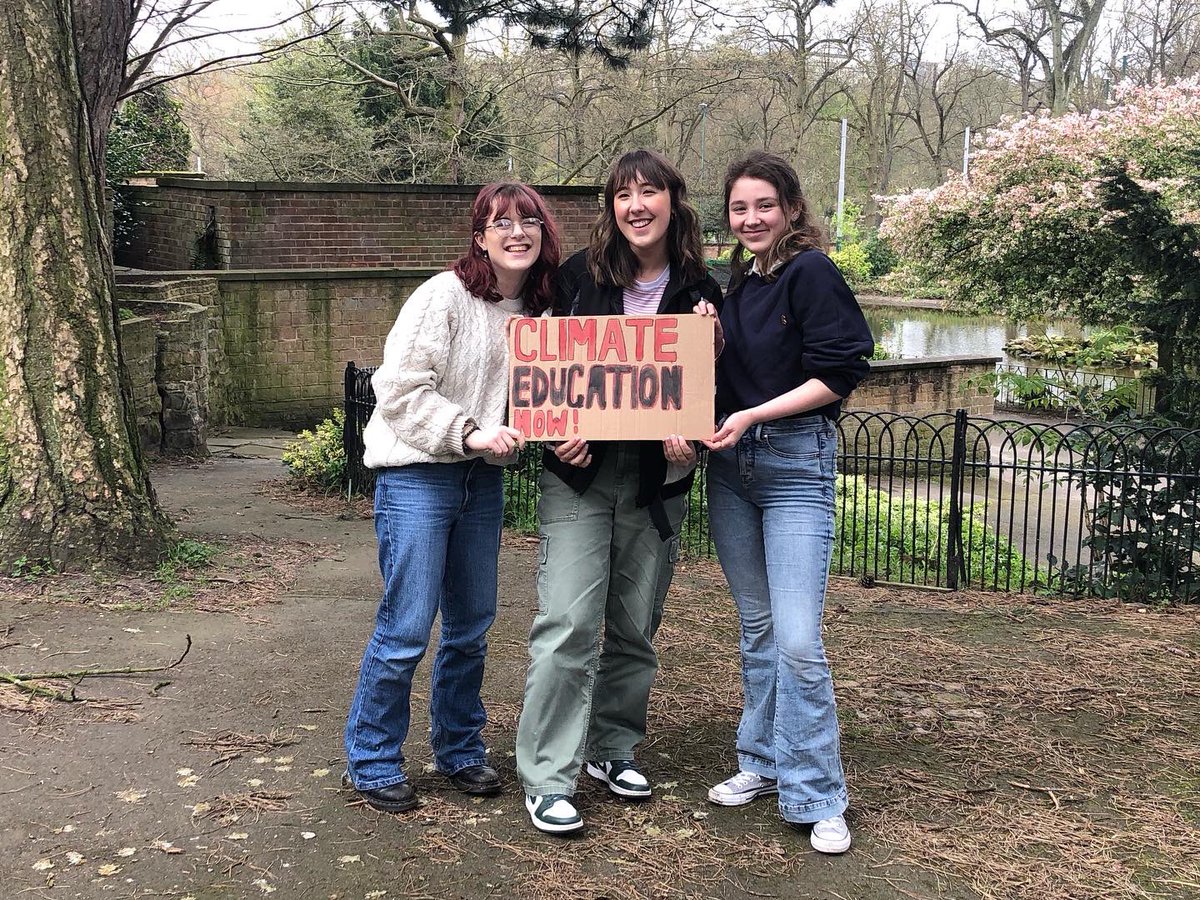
[{"x1": 1, "y1": 634, "x2": 192, "y2": 702}]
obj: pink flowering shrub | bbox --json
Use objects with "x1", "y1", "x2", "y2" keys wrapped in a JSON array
[{"x1": 880, "y1": 79, "x2": 1200, "y2": 326}]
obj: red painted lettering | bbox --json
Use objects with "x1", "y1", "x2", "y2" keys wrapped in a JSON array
[
  {"x1": 512, "y1": 319, "x2": 537, "y2": 362},
  {"x1": 597, "y1": 319, "x2": 629, "y2": 361},
  {"x1": 653, "y1": 318, "x2": 678, "y2": 362},
  {"x1": 625, "y1": 318, "x2": 654, "y2": 359}
]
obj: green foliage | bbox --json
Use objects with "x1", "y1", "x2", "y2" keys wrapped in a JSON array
[
  {"x1": 1003, "y1": 327, "x2": 1157, "y2": 368},
  {"x1": 829, "y1": 242, "x2": 871, "y2": 285},
  {"x1": 834, "y1": 200, "x2": 864, "y2": 245},
  {"x1": 983, "y1": 368, "x2": 1145, "y2": 420},
  {"x1": 833, "y1": 475, "x2": 1039, "y2": 589},
  {"x1": 502, "y1": 446, "x2": 543, "y2": 532},
  {"x1": 109, "y1": 85, "x2": 192, "y2": 172},
  {"x1": 9, "y1": 555, "x2": 56, "y2": 580},
  {"x1": 107, "y1": 84, "x2": 192, "y2": 248},
  {"x1": 695, "y1": 195, "x2": 731, "y2": 239},
  {"x1": 862, "y1": 233, "x2": 898, "y2": 278},
  {"x1": 282, "y1": 409, "x2": 347, "y2": 492},
  {"x1": 156, "y1": 539, "x2": 218, "y2": 582},
  {"x1": 1042, "y1": 426, "x2": 1200, "y2": 604},
  {"x1": 231, "y1": 51, "x2": 378, "y2": 181}
]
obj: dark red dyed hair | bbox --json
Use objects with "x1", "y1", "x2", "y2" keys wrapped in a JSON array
[{"x1": 452, "y1": 182, "x2": 561, "y2": 315}]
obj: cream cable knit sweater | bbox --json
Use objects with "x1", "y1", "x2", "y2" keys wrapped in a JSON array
[{"x1": 362, "y1": 271, "x2": 518, "y2": 470}]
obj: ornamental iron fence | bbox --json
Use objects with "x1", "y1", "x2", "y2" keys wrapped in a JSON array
[
  {"x1": 992, "y1": 362, "x2": 1156, "y2": 417},
  {"x1": 343, "y1": 362, "x2": 1200, "y2": 600}
]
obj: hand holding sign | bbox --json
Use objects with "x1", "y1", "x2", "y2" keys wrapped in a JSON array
[
  {"x1": 692, "y1": 300, "x2": 724, "y2": 358},
  {"x1": 466, "y1": 424, "x2": 526, "y2": 457},
  {"x1": 508, "y1": 315, "x2": 715, "y2": 441}
]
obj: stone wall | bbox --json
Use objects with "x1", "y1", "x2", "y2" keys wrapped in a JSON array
[
  {"x1": 117, "y1": 281, "x2": 220, "y2": 454},
  {"x1": 116, "y1": 269, "x2": 1006, "y2": 431},
  {"x1": 118, "y1": 178, "x2": 600, "y2": 271},
  {"x1": 119, "y1": 316, "x2": 160, "y2": 451},
  {"x1": 118, "y1": 269, "x2": 433, "y2": 427},
  {"x1": 849, "y1": 356, "x2": 1000, "y2": 418}
]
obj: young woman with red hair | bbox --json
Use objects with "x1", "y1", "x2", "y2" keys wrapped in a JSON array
[{"x1": 343, "y1": 182, "x2": 561, "y2": 813}]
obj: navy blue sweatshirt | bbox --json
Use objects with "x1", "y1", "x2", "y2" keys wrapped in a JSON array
[{"x1": 716, "y1": 249, "x2": 874, "y2": 420}]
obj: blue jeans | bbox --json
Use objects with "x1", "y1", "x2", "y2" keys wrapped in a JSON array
[
  {"x1": 706, "y1": 415, "x2": 848, "y2": 823},
  {"x1": 344, "y1": 460, "x2": 503, "y2": 791}
]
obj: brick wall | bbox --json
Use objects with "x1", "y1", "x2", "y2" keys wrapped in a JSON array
[
  {"x1": 849, "y1": 357, "x2": 1000, "y2": 418},
  {"x1": 118, "y1": 178, "x2": 600, "y2": 271}
]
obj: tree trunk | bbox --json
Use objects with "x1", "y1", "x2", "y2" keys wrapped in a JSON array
[
  {"x1": 444, "y1": 29, "x2": 468, "y2": 184},
  {"x1": 71, "y1": 0, "x2": 131, "y2": 172},
  {"x1": 0, "y1": 0, "x2": 170, "y2": 570}
]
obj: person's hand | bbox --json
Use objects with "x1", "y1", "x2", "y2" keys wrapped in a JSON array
[
  {"x1": 465, "y1": 425, "x2": 526, "y2": 456},
  {"x1": 663, "y1": 435, "x2": 697, "y2": 466},
  {"x1": 552, "y1": 436, "x2": 592, "y2": 468},
  {"x1": 703, "y1": 411, "x2": 756, "y2": 452},
  {"x1": 693, "y1": 300, "x2": 724, "y2": 358}
]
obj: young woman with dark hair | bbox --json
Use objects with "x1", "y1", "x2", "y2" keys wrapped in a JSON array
[
  {"x1": 343, "y1": 182, "x2": 561, "y2": 814},
  {"x1": 696, "y1": 151, "x2": 874, "y2": 854},
  {"x1": 515, "y1": 149, "x2": 723, "y2": 835}
]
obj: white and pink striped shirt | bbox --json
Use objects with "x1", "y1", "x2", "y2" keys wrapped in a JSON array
[{"x1": 621, "y1": 265, "x2": 670, "y2": 315}]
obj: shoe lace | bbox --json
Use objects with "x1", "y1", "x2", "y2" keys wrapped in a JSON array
[
  {"x1": 815, "y1": 815, "x2": 846, "y2": 835},
  {"x1": 728, "y1": 771, "x2": 768, "y2": 790}
]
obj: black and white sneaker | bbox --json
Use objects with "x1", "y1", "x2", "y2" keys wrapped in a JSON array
[
  {"x1": 585, "y1": 759, "x2": 652, "y2": 799},
  {"x1": 525, "y1": 794, "x2": 584, "y2": 834}
]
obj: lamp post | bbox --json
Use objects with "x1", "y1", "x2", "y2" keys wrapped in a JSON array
[{"x1": 835, "y1": 117, "x2": 847, "y2": 251}]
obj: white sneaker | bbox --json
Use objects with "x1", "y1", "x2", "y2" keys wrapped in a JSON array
[
  {"x1": 525, "y1": 793, "x2": 584, "y2": 834},
  {"x1": 585, "y1": 760, "x2": 652, "y2": 799},
  {"x1": 707, "y1": 771, "x2": 779, "y2": 806},
  {"x1": 809, "y1": 814, "x2": 851, "y2": 854}
]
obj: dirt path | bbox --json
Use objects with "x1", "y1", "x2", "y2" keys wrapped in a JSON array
[{"x1": 1, "y1": 438, "x2": 1197, "y2": 900}]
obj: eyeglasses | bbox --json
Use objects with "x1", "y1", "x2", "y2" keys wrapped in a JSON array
[{"x1": 483, "y1": 217, "x2": 543, "y2": 236}]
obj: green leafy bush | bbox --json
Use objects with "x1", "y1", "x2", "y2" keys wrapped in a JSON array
[
  {"x1": 834, "y1": 475, "x2": 1039, "y2": 589},
  {"x1": 829, "y1": 243, "x2": 872, "y2": 285},
  {"x1": 156, "y1": 539, "x2": 218, "y2": 582},
  {"x1": 1036, "y1": 425, "x2": 1200, "y2": 604},
  {"x1": 1003, "y1": 327, "x2": 1157, "y2": 368},
  {"x1": 283, "y1": 408, "x2": 347, "y2": 492},
  {"x1": 863, "y1": 233, "x2": 898, "y2": 278}
]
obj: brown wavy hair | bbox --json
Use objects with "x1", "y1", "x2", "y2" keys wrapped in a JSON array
[
  {"x1": 724, "y1": 151, "x2": 827, "y2": 288},
  {"x1": 452, "y1": 182, "x2": 561, "y2": 315},
  {"x1": 587, "y1": 149, "x2": 707, "y2": 288}
]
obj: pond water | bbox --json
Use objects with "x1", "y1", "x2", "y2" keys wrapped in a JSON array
[{"x1": 862, "y1": 305, "x2": 1083, "y2": 367}]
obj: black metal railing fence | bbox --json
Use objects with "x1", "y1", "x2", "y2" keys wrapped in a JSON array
[
  {"x1": 343, "y1": 362, "x2": 1200, "y2": 600},
  {"x1": 992, "y1": 362, "x2": 1156, "y2": 417}
]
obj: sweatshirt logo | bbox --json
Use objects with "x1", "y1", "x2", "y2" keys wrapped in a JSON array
[{"x1": 780, "y1": 314, "x2": 789, "y2": 327}]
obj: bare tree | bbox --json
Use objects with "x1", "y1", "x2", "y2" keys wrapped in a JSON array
[
  {"x1": 731, "y1": 0, "x2": 855, "y2": 165},
  {"x1": 844, "y1": 0, "x2": 925, "y2": 221},
  {"x1": 1109, "y1": 0, "x2": 1200, "y2": 81},
  {"x1": 942, "y1": 0, "x2": 1108, "y2": 113},
  {"x1": 904, "y1": 35, "x2": 1005, "y2": 181}
]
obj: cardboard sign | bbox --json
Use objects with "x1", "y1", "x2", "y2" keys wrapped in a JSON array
[{"x1": 507, "y1": 314, "x2": 715, "y2": 441}]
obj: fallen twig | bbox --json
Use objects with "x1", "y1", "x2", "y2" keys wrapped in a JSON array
[{"x1": 1, "y1": 635, "x2": 192, "y2": 702}]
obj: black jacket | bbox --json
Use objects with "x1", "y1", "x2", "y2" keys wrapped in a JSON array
[{"x1": 541, "y1": 249, "x2": 724, "y2": 536}]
